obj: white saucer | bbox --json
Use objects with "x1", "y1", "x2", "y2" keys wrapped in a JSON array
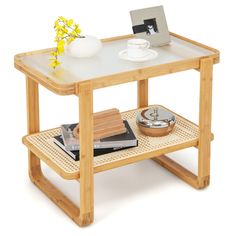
[{"x1": 118, "y1": 49, "x2": 158, "y2": 62}]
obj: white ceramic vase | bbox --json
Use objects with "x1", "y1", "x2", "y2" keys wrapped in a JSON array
[{"x1": 65, "y1": 35, "x2": 102, "y2": 58}]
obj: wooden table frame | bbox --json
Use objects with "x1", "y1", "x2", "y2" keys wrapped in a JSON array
[
  {"x1": 139, "y1": 57, "x2": 213, "y2": 189},
  {"x1": 17, "y1": 33, "x2": 219, "y2": 226}
]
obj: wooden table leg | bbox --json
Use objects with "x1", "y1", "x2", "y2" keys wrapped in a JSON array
[
  {"x1": 78, "y1": 81, "x2": 94, "y2": 226},
  {"x1": 197, "y1": 58, "x2": 213, "y2": 188},
  {"x1": 26, "y1": 77, "x2": 42, "y2": 179},
  {"x1": 26, "y1": 76, "x2": 82, "y2": 226},
  {"x1": 137, "y1": 79, "x2": 148, "y2": 108},
  {"x1": 151, "y1": 59, "x2": 214, "y2": 190}
]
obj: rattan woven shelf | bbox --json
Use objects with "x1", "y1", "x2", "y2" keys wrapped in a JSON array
[{"x1": 23, "y1": 105, "x2": 199, "y2": 180}]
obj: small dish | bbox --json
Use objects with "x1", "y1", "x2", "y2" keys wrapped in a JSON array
[{"x1": 118, "y1": 49, "x2": 158, "y2": 62}]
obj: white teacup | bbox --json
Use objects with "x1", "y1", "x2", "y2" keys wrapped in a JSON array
[{"x1": 127, "y1": 38, "x2": 150, "y2": 58}]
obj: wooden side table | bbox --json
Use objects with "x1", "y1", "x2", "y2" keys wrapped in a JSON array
[{"x1": 14, "y1": 32, "x2": 219, "y2": 226}]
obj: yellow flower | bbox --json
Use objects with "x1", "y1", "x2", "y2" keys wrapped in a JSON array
[
  {"x1": 71, "y1": 31, "x2": 78, "y2": 37},
  {"x1": 62, "y1": 26, "x2": 68, "y2": 33},
  {"x1": 66, "y1": 37, "x2": 75, "y2": 44},
  {"x1": 50, "y1": 16, "x2": 82, "y2": 69},
  {"x1": 75, "y1": 28, "x2": 81, "y2": 34},
  {"x1": 68, "y1": 19, "x2": 73, "y2": 26},
  {"x1": 57, "y1": 40, "x2": 65, "y2": 55},
  {"x1": 59, "y1": 16, "x2": 67, "y2": 22},
  {"x1": 49, "y1": 59, "x2": 61, "y2": 69},
  {"x1": 50, "y1": 51, "x2": 57, "y2": 56}
]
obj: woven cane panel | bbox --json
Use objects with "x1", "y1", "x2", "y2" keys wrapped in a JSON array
[{"x1": 25, "y1": 106, "x2": 199, "y2": 178}]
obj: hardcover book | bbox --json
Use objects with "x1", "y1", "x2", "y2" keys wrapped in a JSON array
[
  {"x1": 53, "y1": 135, "x2": 137, "y2": 161},
  {"x1": 61, "y1": 120, "x2": 137, "y2": 151}
]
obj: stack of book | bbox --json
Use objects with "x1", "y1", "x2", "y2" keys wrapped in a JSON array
[{"x1": 53, "y1": 120, "x2": 138, "y2": 161}]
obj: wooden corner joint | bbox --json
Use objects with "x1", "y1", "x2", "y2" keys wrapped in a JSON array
[
  {"x1": 200, "y1": 57, "x2": 214, "y2": 69},
  {"x1": 75, "y1": 80, "x2": 93, "y2": 95},
  {"x1": 197, "y1": 176, "x2": 210, "y2": 189},
  {"x1": 78, "y1": 212, "x2": 94, "y2": 226}
]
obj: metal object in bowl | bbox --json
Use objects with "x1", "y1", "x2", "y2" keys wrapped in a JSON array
[{"x1": 136, "y1": 107, "x2": 176, "y2": 137}]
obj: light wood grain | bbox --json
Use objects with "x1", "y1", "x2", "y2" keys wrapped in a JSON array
[
  {"x1": 22, "y1": 105, "x2": 203, "y2": 180},
  {"x1": 94, "y1": 140, "x2": 199, "y2": 174},
  {"x1": 92, "y1": 58, "x2": 200, "y2": 90},
  {"x1": 151, "y1": 58, "x2": 214, "y2": 190},
  {"x1": 152, "y1": 155, "x2": 199, "y2": 189},
  {"x1": 19, "y1": 33, "x2": 219, "y2": 226},
  {"x1": 15, "y1": 60, "x2": 75, "y2": 95},
  {"x1": 137, "y1": 79, "x2": 148, "y2": 108},
  {"x1": 30, "y1": 169, "x2": 81, "y2": 224},
  {"x1": 26, "y1": 76, "x2": 84, "y2": 226},
  {"x1": 14, "y1": 33, "x2": 219, "y2": 95},
  {"x1": 197, "y1": 58, "x2": 213, "y2": 188},
  {"x1": 26, "y1": 77, "x2": 42, "y2": 179},
  {"x1": 73, "y1": 108, "x2": 126, "y2": 140},
  {"x1": 78, "y1": 81, "x2": 94, "y2": 226},
  {"x1": 170, "y1": 32, "x2": 220, "y2": 64}
]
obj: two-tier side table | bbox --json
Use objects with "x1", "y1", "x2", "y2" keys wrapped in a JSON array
[{"x1": 14, "y1": 32, "x2": 219, "y2": 226}]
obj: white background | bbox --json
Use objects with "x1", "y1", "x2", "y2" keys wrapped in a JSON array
[{"x1": 0, "y1": 0, "x2": 234, "y2": 235}]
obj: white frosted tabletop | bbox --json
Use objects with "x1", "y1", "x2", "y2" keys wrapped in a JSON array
[{"x1": 20, "y1": 35, "x2": 215, "y2": 84}]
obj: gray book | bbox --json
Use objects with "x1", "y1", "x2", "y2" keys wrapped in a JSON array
[{"x1": 61, "y1": 120, "x2": 137, "y2": 151}]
